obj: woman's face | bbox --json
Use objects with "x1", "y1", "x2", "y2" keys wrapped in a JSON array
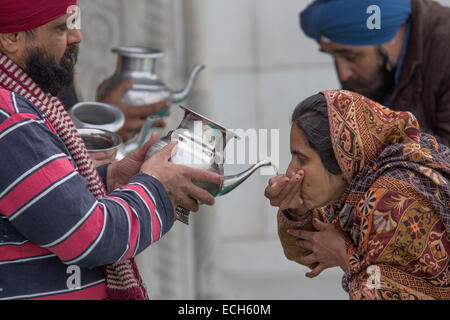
[{"x1": 287, "y1": 125, "x2": 348, "y2": 210}]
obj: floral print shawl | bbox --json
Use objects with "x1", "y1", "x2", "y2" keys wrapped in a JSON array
[
  {"x1": 278, "y1": 90, "x2": 449, "y2": 300},
  {"x1": 322, "y1": 90, "x2": 449, "y2": 299}
]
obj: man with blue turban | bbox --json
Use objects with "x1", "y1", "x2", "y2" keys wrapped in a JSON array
[{"x1": 300, "y1": 0, "x2": 450, "y2": 146}]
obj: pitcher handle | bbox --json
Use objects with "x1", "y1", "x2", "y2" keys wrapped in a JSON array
[{"x1": 175, "y1": 206, "x2": 190, "y2": 225}]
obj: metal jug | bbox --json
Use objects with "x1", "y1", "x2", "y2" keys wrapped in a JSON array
[
  {"x1": 96, "y1": 46, "x2": 205, "y2": 154},
  {"x1": 146, "y1": 106, "x2": 272, "y2": 225}
]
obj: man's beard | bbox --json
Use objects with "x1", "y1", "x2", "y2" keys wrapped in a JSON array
[
  {"x1": 24, "y1": 44, "x2": 79, "y2": 96},
  {"x1": 340, "y1": 48, "x2": 396, "y2": 104}
]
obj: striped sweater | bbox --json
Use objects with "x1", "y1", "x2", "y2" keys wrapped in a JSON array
[{"x1": 0, "y1": 88, "x2": 174, "y2": 300}]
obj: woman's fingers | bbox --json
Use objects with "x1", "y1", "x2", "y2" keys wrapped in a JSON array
[
  {"x1": 268, "y1": 174, "x2": 290, "y2": 187},
  {"x1": 265, "y1": 170, "x2": 305, "y2": 210},
  {"x1": 312, "y1": 217, "x2": 329, "y2": 231},
  {"x1": 298, "y1": 253, "x2": 317, "y2": 265},
  {"x1": 306, "y1": 263, "x2": 327, "y2": 278},
  {"x1": 277, "y1": 174, "x2": 302, "y2": 209},
  {"x1": 265, "y1": 175, "x2": 289, "y2": 199},
  {"x1": 296, "y1": 239, "x2": 313, "y2": 251},
  {"x1": 279, "y1": 173, "x2": 304, "y2": 210}
]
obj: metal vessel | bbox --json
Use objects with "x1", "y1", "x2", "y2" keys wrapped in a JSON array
[
  {"x1": 96, "y1": 46, "x2": 205, "y2": 154},
  {"x1": 70, "y1": 102, "x2": 125, "y2": 133},
  {"x1": 146, "y1": 106, "x2": 272, "y2": 224},
  {"x1": 77, "y1": 128, "x2": 123, "y2": 166}
]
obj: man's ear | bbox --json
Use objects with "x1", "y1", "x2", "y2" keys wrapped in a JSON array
[
  {"x1": 378, "y1": 44, "x2": 398, "y2": 73},
  {"x1": 379, "y1": 23, "x2": 408, "y2": 71},
  {"x1": 0, "y1": 33, "x2": 22, "y2": 54},
  {"x1": 0, "y1": 32, "x2": 28, "y2": 68}
]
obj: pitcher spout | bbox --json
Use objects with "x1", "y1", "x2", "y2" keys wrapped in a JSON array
[
  {"x1": 218, "y1": 159, "x2": 272, "y2": 197},
  {"x1": 170, "y1": 65, "x2": 206, "y2": 103}
]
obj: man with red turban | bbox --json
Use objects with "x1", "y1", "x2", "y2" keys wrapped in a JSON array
[{"x1": 0, "y1": 0, "x2": 221, "y2": 300}]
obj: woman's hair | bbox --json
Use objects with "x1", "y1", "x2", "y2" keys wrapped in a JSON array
[{"x1": 291, "y1": 93, "x2": 342, "y2": 175}]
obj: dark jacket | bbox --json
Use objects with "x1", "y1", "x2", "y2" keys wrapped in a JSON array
[{"x1": 390, "y1": 0, "x2": 450, "y2": 146}]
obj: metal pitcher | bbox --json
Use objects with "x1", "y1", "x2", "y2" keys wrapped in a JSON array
[
  {"x1": 96, "y1": 46, "x2": 205, "y2": 154},
  {"x1": 145, "y1": 106, "x2": 272, "y2": 225}
]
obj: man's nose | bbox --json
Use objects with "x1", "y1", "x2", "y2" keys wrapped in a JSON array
[
  {"x1": 335, "y1": 58, "x2": 353, "y2": 83},
  {"x1": 67, "y1": 29, "x2": 82, "y2": 44}
]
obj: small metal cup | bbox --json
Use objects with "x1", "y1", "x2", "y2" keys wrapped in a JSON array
[
  {"x1": 70, "y1": 102, "x2": 125, "y2": 133},
  {"x1": 78, "y1": 128, "x2": 123, "y2": 166}
]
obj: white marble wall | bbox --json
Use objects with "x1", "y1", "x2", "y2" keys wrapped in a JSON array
[{"x1": 75, "y1": 0, "x2": 450, "y2": 300}]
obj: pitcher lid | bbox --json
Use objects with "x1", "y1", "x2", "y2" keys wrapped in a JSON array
[{"x1": 111, "y1": 46, "x2": 164, "y2": 59}]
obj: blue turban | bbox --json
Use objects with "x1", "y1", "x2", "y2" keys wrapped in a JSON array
[{"x1": 300, "y1": 0, "x2": 412, "y2": 46}]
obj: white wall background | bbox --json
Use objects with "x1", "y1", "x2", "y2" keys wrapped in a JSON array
[
  {"x1": 76, "y1": 0, "x2": 450, "y2": 300},
  {"x1": 206, "y1": 0, "x2": 345, "y2": 300}
]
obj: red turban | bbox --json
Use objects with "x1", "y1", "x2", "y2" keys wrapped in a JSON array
[{"x1": 0, "y1": 0, "x2": 78, "y2": 33}]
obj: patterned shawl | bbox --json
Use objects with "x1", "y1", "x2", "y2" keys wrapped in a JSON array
[
  {"x1": 0, "y1": 52, "x2": 148, "y2": 300},
  {"x1": 321, "y1": 90, "x2": 449, "y2": 299}
]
